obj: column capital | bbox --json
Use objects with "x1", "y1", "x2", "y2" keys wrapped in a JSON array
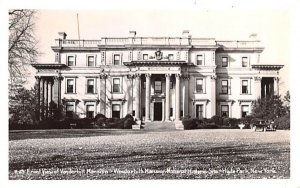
[
  {"x1": 35, "y1": 76, "x2": 41, "y2": 80},
  {"x1": 145, "y1": 73, "x2": 152, "y2": 78},
  {"x1": 175, "y1": 73, "x2": 181, "y2": 78},
  {"x1": 274, "y1": 77, "x2": 279, "y2": 81},
  {"x1": 135, "y1": 73, "x2": 141, "y2": 79},
  {"x1": 165, "y1": 73, "x2": 171, "y2": 78},
  {"x1": 254, "y1": 76, "x2": 262, "y2": 81},
  {"x1": 54, "y1": 76, "x2": 64, "y2": 81},
  {"x1": 127, "y1": 74, "x2": 135, "y2": 79},
  {"x1": 99, "y1": 74, "x2": 107, "y2": 79},
  {"x1": 210, "y1": 75, "x2": 217, "y2": 80}
]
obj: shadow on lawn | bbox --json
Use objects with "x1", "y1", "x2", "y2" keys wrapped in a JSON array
[{"x1": 9, "y1": 129, "x2": 181, "y2": 141}]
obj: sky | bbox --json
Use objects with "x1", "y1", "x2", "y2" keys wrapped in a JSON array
[{"x1": 34, "y1": 9, "x2": 290, "y2": 94}]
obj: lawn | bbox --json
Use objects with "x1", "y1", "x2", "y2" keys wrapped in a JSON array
[{"x1": 9, "y1": 129, "x2": 290, "y2": 179}]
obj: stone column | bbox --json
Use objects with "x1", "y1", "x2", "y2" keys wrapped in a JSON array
[
  {"x1": 182, "y1": 75, "x2": 190, "y2": 117},
  {"x1": 165, "y1": 74, "x2": 171, "y2": 121},
  {"x1": 35, "y1": 76, "x2": 41, "y2": 120},
  {"x1": 99, "y1": 74, "x2": 107, "y2": 115},
  {"x1": 135, "y1": 74, "x2": 141, "y2": 120},
  {"x1": 274, "y1": 77, "x2": 279, "y2": 96},
  {"x1": 175, "y1": 74, "x2": 181, "y2": 121},
  {"x1": 41, "y1": 78, "x2": 45, "y2": 120},
  {"x1": 49, "y1": 79, "x2": 54, "y2": 117},
  {"x1": 210, "y1": 75, "x2": 217, "y2": 118},
  {"x1": 145, "y1": 73, "x2": 151, "y2": 122},
  {"x1": 53, "y1": 76, "x2": 62, "y2": 118},
  {"x1": 46, "y1": 79, "x2": 49, "y2": 118},
  {"x1": 254, "y1": 77, "x2": 262, "y2": 100}
]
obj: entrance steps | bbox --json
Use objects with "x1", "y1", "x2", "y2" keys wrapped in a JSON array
[{"x1": 143, "y1": 121, "x2": 176, "y2": 130}]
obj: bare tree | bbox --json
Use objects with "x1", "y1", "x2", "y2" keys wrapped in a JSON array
[{"x1": 8, "y1": 9, "x2": 38, "y2": 89}]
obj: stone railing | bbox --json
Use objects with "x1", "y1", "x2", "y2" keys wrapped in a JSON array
[
  {"x1": 216, "y1": 40, "x2": 262, "y2": 48},
  {"x1": 54, "y1": 39, "x2": 102, "y2": 47},
  {"x1": 54, "y1": 37, "x2": 217, "y2": 47},
  {"x1": 54, "y1": 38, "x2": 261, "y2": 48}
]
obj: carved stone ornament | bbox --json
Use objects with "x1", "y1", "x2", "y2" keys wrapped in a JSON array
[{"x1": 155, "y1": 49, "x2": 163, "y2": 60}]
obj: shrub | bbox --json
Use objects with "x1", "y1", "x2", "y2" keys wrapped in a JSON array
[
  {"x1": 211, "y1": 115, "x2": 222, "y2": 125},
  {"x1": 95, "y1": 114, "x2": 107, "y2": 127},
  {"x1": 182, "y1": 117, "x2": 199, "y2": 130},
  {"x1": 124, "y1": 114, "x2": 134, "y2": 129},
  {"x1": 273, "y1": 114, "x2": 290, "y2": 130}
]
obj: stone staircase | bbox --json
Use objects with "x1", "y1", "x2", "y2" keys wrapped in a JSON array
[{"x1": 143, "y1": 121, "x2": 177, "y2": 131}]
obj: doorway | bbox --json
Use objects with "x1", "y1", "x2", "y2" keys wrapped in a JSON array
[{"x1": 154, "y1": 102, "x2": 162, "y2": 121}]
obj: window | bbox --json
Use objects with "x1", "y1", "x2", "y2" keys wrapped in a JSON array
[
  {"x1": 170, "y1": 108, "x2": 173, "y2": 117},
  {"x1": 143, "y1": 54, "x2": 148, "y2": 60},
  {"x1": 196, "y1": 79, "x2": 204, "y2": 93},
  {"x1": 170, "y1": 81, "x2": 173, "y2": 89},
  {"x1": 242, "y1": 57, "x2": 248, "y2": 67},
  {"x1": 66, "y1": 103, "x2": 74, "y2": 118},
  {"x1": 241, "y1": 105, "x2": 249, "y2": 118},
  {"x1": 87, "y1": 56, "x2": 95, "y2": 67},
  {"x1": 143, "y1": 81, "x2": 146, "y2": 89},
  {"x1": 86, "y1": 105, "x2": 95, "y2": 119},
  {"x1": 113, "y1": 78, "x2": 121, "y2": 93},
  {"x1": 112, "y1": 104, "x2": 121, "y2": 118},
  {"x1": 242, "y1": 80, "x2": 248, "y2": 94},
  {"x1": 154, "y1": 81, "x2": 162, "y2": 93},
  {"x1": 221, "y1": 80, "x2": 228, "y2": 94},
  {"x1": 222, "y1": 57, "x2": 228, "y2": 67},
  {"x1": 87, "y1": 79, "x2": 95, "y2": 94},
  {"x1": 67, "y1": 56, "x2": 75, "y2": 66},
  {"x1": 168, "y1": 54, "x2": 174, "y2": 61},
  {"x1": 113, "y1": 54, "x2": 120, "y2": 65},
  {"x1": 221, "y1": 105, "x2": 229, "y2": 117},
  {"x1": 196, "y1": 105, "x2": 204, "y2": 118},
  {"x1": 66, "y1": 79, "x2": 75, "y2": 93},
  {"x1": 196, "y1": 55, "x2": 203, "y2": 65}
]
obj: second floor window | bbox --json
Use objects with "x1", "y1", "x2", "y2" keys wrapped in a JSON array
[
  {"x1": 114, "y1": 54, "x2": 120, "y2": 65},
  {"x1": 222, "y1": 57, "x2": 228, "y2": 67},
  {"x1": 242, "y1": 80, "x2": 249, "y2": 94},
  {"x1": 242, "y1": 57, "x2": 248, "y2": 67},
  {"x1": 113, "y1": 78, "x2": 121, "y2": 93},
  {"x1": 66, "y1": 79, "x2": 75, "y2": 93},
  {"x1": 196, "y1": 79, "x2": 203, "y2": 93},
  {"x1": 87, "y1": 56, "x2": 95, "y2": 67},
  {"x1": 197, "y1": 55, "x2": 203, "y2": 65},
  {"x1": 154, "y1": 81, "x2": 162, "y2": 93},
  {"x1": 87, "y1": 79, "x2": 95, "y2": 94},
  {"x1": 221, "y1": 80, "x2": 228, "y2": 94},
  {"x1": 67, "y1": 56, "x2": 75, "y2": 66}
]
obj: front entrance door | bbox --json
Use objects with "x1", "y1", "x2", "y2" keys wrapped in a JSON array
[{"x1": 154, "y1": 102, "x2": 162, "y2": 121}]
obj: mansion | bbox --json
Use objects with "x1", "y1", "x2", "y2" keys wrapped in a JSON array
[{"x1": 32, "y1": 31, "x2": 283, "y2": 128}]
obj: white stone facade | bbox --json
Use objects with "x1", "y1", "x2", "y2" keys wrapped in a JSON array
[{"x1": 32, "y1": 31, "x2": 283, "y2": 121}]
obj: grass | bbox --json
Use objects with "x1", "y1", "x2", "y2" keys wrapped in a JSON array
[{"x1": 9, "y1": 129, "x2": 290, "y2": 179}]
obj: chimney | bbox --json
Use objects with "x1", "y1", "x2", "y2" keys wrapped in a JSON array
[
  {"x1": 129, "y1": 31, "x2": 136, "y2": 37},
  {"x1": 182, "y1": 30, "x2": 190, "y2": 37},
  {"x1": 58, "y1": 32, "x2": 67, "y2": 40}
]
